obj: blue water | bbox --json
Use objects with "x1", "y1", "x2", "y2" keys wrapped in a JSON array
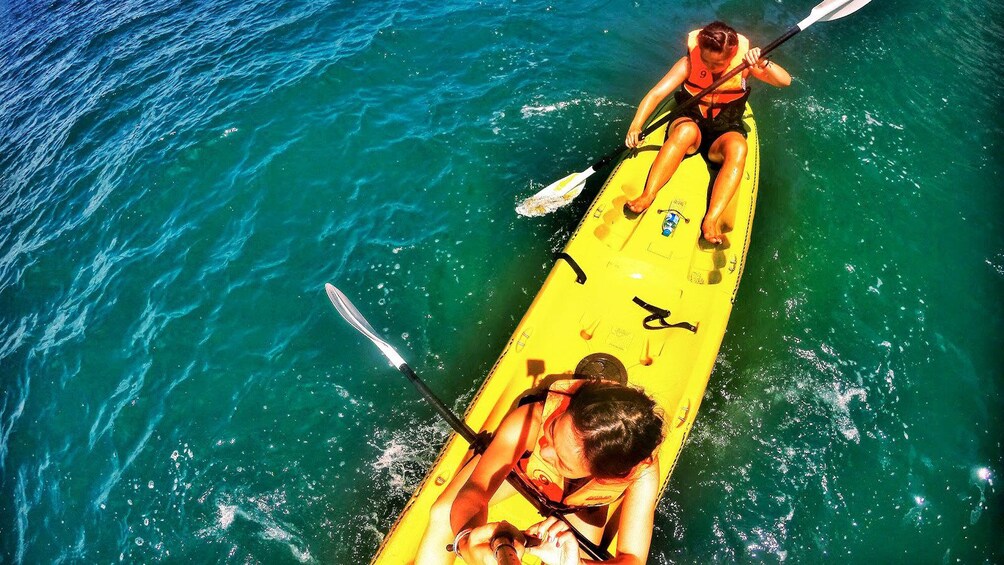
[{"x1": 1, "y1": 0, "x2": 1001, "y2": 562}]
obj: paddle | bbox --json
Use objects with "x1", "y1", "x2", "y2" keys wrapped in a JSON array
[
  {"x1": 490, "y1": 530, "x2": 522, "y2": 565},
  {"x1": 516, "y1": 0, "x2": 872, "y2": 217},
  {"x1": 324, "y1": 283, "x2": 613, "y2": 561}
]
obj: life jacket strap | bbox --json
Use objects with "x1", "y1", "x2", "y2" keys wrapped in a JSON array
[
  {"x1": 684, "y1": 80, "x2": 748, "y2": 97},
  {"x1": 509, "y1": 466, "x2": 592, "y2": 514}
]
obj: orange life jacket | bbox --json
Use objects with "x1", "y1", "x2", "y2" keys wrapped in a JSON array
[
  {"x1": 683, "y1": 29, "x2": 750, "y2": 119},
  {"x1": 513, "y1": 379, "x2": 652, "y2": 509}
]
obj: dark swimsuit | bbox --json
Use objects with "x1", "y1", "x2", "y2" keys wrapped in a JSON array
[{"x1": 671, "y1": 88, "x2": 750, "y2": 161}]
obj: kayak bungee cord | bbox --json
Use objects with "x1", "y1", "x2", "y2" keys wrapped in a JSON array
[{"x1": 325, "y1": 283, "x2": 613, "y2": 560}]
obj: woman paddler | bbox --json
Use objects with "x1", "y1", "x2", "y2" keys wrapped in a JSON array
[
  {"x1": 415, "y1": 376, "x2": 666, "y2": 564},
  {"x1": 625, "y1": 21, "x2": 791, "y2": 245}
]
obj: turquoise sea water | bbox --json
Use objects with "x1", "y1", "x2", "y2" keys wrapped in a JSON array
[{"x1": 1, "y1": 0, "x2": 1001, "y2": 562}]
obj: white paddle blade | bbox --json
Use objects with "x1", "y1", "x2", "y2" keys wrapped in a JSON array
[
  {"x1": 326, "y1": 283, "x2": 379, "y2": 336},
  {"x1": 516, "y1": 169, "x2": 593, "y2": 217},
  {"x1": 325, "y1": 283, "x2": 407, "y2": 369},
  {"x1": 800, "y1": 0, "x2": 870, "y2": 28}
]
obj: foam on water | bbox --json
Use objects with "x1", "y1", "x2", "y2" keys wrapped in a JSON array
[
  {"x1": 369, "y1": 417, "x2": 449, "y2": 495},
  {"x1": 519, "y1": 96, "x2": 631, "y2": 119},
  {"x1": 515, "y1": 185, "x2": 581, "y2": 218},
  {"x1": 200, "y1": 492, "x2": 315, "y2": 563}
]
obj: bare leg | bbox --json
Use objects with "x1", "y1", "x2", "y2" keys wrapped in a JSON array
[
  {"x1": 626, "y1": 119, "x2": 700, "y2": 214},
  {"x1": 415, "y1": 454, "x2": 519, "y2": 565},
  {"x1": 702, "y1": 132, "x2": 748, "y2": 244}
]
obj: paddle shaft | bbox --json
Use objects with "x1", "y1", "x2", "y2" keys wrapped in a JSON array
[
  {"x1": 398, "y1": 362, "x2": 483, "y2": 446},
  {"x1": 490, "y1": 533, "x2": 521, "y2": 565},
  {"x1": 325, "y1": 282, "x2": 613, "y2": 560},
  {"x1": 589, "y1": 24, "x2": 802, "y2": 173}
]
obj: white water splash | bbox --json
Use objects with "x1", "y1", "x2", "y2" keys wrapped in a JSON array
[
  {"x1": 823, "y1": 384, "x2": 867, "y2": 443},
  {"x1": 516, "y1": 192, "x2": 575, "y2": 217},
  {"x1": 515, "y1": 180, "x2": 583, "y2": 217},
  {"x1": 203, "y1": 493, "x2": 315, "y2": 563},
  {"x1": 370, "y1": 419, "x2": 447, "y2": 495},
  {"x1": 970, "y1": 466, "x2": 993, "y2": 525},
  {"x1": 218, "y1": 504, "x2": 237, "y2": 529},
  {"x1": 986, "y1": 254, "x2": 1004, "y2": 277},
  {"x1": 519, "y1": 96, "x2": 627, "y2": 119}
]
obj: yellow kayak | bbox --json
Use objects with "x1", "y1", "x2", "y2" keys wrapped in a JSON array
[{"x1": 372, "y1": 100, "x2": 760, "y2": 563}]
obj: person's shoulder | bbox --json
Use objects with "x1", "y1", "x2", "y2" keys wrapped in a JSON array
[
  {"x1": 497, "y1": 402, "x2": 542, "y2": 446},
  {"x1": 628, "y1": 455, "x2": 661, "y2": 486},
  {"x1": 642, "y1": 454, "x2": 661, "y2": 477}
]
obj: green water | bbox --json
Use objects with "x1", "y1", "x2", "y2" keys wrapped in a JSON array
[{"x1": 1, "y1": 0, "x2": 1001, "y2": 562}]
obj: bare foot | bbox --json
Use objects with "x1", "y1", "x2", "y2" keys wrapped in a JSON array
[
  {"x1": 627, "y1": 192, "x2": 656, "y2": 214},
  {"x1": 702, "y1": 215, "x2": 725, "y2": 245}
]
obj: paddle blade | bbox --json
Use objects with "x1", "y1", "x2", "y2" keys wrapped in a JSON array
[
  {"x1": 325, "y1": 283, "x2": 406, "y2": 369},
  {"x1": 516, "y1": 169, "x2": 593, "y2": 217},
  {"x1": 326, "y1": 283, "x2": 378, "y2": 335},
  {"x1": 802, "y1": 0, "x2": 871, "y2": 27}
]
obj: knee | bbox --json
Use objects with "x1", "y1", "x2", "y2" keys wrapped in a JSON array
[
  {"x1": 669, "y1": 122, "x2": 699, "y2": 144},
  {"x1": 724, "y1": 139, "x2": 748, "y2": 164}
]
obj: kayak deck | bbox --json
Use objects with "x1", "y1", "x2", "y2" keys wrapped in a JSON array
[{"x1": 373, "y1": 100, "x2": 759, "y2": 563}]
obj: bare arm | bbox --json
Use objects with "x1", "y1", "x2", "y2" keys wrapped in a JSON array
[
  {"x1": 744, "y1": 47, "x2": 791, "y2": 87},
  {"x1": 626, "y1": 57, "x2": 690, "y2": 147},
  {"x1": 582, "y1": 458, "x2": 660, "y2": 565},
  {"x1": 451, "y1": 404, "x2": 538, "y2": 534}
]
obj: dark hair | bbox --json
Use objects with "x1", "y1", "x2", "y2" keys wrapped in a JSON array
[
  {"x1": 567, "y1": 381, "x2": 665, "y2": 479},
  {"x1": 697, "y1": 21, "x2": 739, "y2": 53}
]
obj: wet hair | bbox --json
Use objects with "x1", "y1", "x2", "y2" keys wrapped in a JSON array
[
  {"x1": 566, "y1": 381, "x2": 665, "y2": 479},
  {"x1": 697, "y1": 21, "x2": 739, "y2": 53}
]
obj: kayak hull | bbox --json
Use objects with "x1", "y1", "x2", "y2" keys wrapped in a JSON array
[{"x1": 373, "y1": 100, "x2": 759, "y2": 563}]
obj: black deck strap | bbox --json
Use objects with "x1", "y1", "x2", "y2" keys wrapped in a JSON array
[
  {"x1": 555, "y1": 252, "x2": 586, "y2": 284},
  {"x1": 632, "y1": 296, "x2": 698, "y2": 333}
]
